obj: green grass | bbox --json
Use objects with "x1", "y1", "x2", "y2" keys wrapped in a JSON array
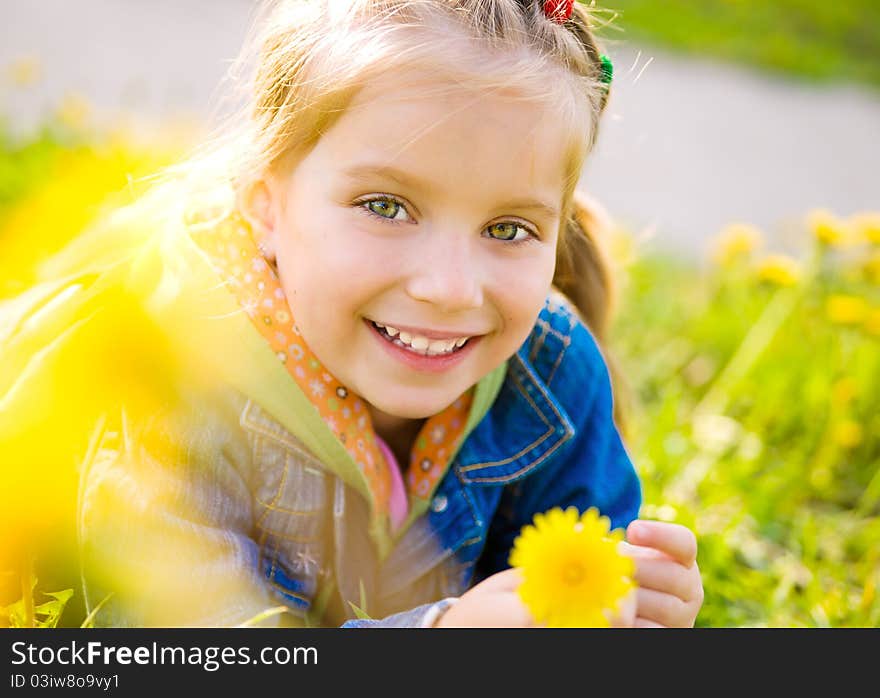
[
  {"x1": 595, "y1": 0, "x2": 880, "y2": 90},
  {"x1": 611, "y1": 233, "x2": 880, "y2": 626}
]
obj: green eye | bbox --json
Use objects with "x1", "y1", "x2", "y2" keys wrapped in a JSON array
[
  {"x1": 487, "y1": 222, "x2": 526, "y2": 242},
  {"x1": 366, "y1": 199, "x2": 401, "y2": 219}
]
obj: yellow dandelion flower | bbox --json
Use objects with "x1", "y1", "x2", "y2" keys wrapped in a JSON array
[
  {"x1": 7, "y1": 56, "x2": 42, "y2": 87},
  {"x1": 825, "y1": 294, "x2": 868, "y2": 325},
  {"x1": 509, "y1": 506, "x2": 635, "y2": 628},
  {"x1": 755, "y1": 254, "x2": 801, "y2": 287},
  {"x1": 863, "y1": 252, "x2": 880, "y2": 285},
  {"x1": 864, "y1": 309, "x2": 880, "y2": 337},
  {"x1": 831, "y1": 377, "x2": 858, "y2": 408},
  {"x1": 808, "y1": 208, "x2": 849, "y2": 247},
  {"x1": 849, "y1": 212, "x2": 880, "y2": 245},
  {"x1": 711, "y1": 223, "x2": 763, "y2": 267},
  {"x1": 832, "y1": 420, "x2": 863, "y2": 449},
  {"x1": 55, "y1": 92, "x2": 92, "y2": 130},
  {"x1": 608, "y1": 228, "x2": 638, "y2": 269}
]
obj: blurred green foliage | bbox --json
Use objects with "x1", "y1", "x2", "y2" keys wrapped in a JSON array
[
  {"x1": 598, "y1": 0, "x2": 880, "y2": 90},
  {"x1": 0, "y1": 119, "x2": 71, "y2": 220}
]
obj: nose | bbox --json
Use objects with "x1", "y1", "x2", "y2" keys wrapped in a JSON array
[{"x1": 404, "y1": 231, "x2": 484, "y2": 312}]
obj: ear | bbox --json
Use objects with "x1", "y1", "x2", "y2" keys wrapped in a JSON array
[{"x1": 236, "y1": 176, "x2": 279, "y2": 262}]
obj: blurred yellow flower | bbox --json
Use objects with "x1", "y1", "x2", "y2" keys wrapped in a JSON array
[
  {"x1": 755, "y1": 254, "x2": 801, "y2": 286},
  {"x1": 862, "y1": 574, "x2": 877, "y2": 615},
  {"x1": 832, "y1": 420, "x2": 863, "y2": 449},
  {"x1": 55, "y1": 92, "x2": 92, "y2": 130},
  {"x1": 830, "y1": 377, "x2": 858, "y2": 408},
  {"x1": 0, "y1": 140, "x2": 183, "y2": 294},
  {"x1": 808, "y1": 208, "x2": 849, "y2": 247},
  {"x1": 509, "y1": 506, "x2": 635, "y2": 628},
  {"x1": 863, "y1": 252, "x2": 880, "y2": 285},
  {"x1": 849, "y1": 212, "x2": 880, "y2": 245},
  {"x1": 825, "y1": 295, "x2": 868, "y2": 325},
  {"x1": 711, "y1": 223, "x2": 764, "y2": 266},
  {"x1": 608, "y1": 228, "x2": 638, "y2": 269},
  {"x1": 864, "y1": 308, "x2": 880, "y2": 337},
  {"x1": 7, "y1": 56, "x2": 42, "y2": 87}
]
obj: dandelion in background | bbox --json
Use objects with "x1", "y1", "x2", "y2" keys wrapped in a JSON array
[
  {"x1": 7, "y1": 56, "x2": 42, "y2": 87},
  {"x1": 755, "y1": 254, "x2": 801, "y2": 287},
  {"x1": 509, "y1": 506, "x2": 635, "y2": 628},
  {"x1": 711, "y1": 223, "x2": 763, "y2": 267},
  {"x1": 55, "y1": 92, "x2": 92, "y2": 131},
  {"x1": 831, "y1": 377, "x2": 858, "y2": 408},
  {"x1": 862, "y1": 252, "x2": 880, "y2": 285},
  {"x1": 832, "y1": 420, "x2": 864, "y2": 449},
  {"x1": 863, "y1": 309, "x2": 880, "y2": 337},
  {"x1": 825, "y1": 294, "x2": 868, "y2": 326},
  {"x1": 808, "y1": 208, "x2": 850, "y2": 247},
  {"x1": 849, "y1": 212, "x2": 880, "y2": 246}
]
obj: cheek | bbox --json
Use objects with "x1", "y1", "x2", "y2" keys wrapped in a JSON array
[
  {"x1": 490, "y1": 255, "x2": 555, "y2": 336},
  {"x1": 274, "y1": 249, "x2": 399, "y2": 339},
  {"x1": 274, "y1": 216, "x2": 382, "y2": 299}
]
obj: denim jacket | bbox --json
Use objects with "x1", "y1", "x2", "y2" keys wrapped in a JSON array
[{"x1": 2, "y1": 226, "x2": 642, "y2": 628}]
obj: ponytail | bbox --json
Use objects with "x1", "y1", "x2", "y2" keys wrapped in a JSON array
[{"x1": 552, "y1": 189, "x2": 632, "y2": 439}]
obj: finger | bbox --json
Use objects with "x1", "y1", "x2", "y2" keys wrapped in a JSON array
[
  {"x1": 626, "y1": 520, "x2": 698, "y2": 567},
  {"x1": 475, "y1": 567, "x2": 525, "y2": 593},
  {"x1": 609, "y1": 589, "x2": 637, "y2": 628},
  {"x1": 489, "y1": 592, "x2": 540, "y2": 627},
  {"x1": 634, "y1": 617, "x2": 665, "y2": 628},
  {"x1": 441, "y1": 590, "x2": 537, "y2": 628},
  {"x1": 635, "y1": 587, "x2": 695, "y2": 628},
  {"x1": 631, "y1": 557, "x2": 702, "y2": 603},
  {"x1": 618, "y1": 540, "x2": 671, "y2": 562}
]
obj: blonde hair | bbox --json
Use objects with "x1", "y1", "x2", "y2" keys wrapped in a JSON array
[{"x1": 110, "y1": 0, "x2": 628, "y2": 428}]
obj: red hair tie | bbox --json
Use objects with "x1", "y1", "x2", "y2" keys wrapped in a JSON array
[{"x1": 542, "y1": 0, "x2": 575, "y2": 23}]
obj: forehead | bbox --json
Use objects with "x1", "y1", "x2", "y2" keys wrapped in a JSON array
[{"x1": 310, "y1": 66, "x2": 575, "y2": 197}]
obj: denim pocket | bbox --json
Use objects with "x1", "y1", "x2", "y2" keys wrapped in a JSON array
[
  {"x1": 241, "y1": 400, "x2": 331, "y2": 613},
  {"x1": 255, "y1": 456, "x2": 329, "y2": 612}
]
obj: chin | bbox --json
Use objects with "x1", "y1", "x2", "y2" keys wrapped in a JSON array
[{"x1": 366, "y1": 389, "x2": 460, "y2": 421}]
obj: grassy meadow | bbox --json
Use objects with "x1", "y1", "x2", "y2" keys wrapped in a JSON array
[{"x1": 610, "y1": 217, "x2": 880, "y2": 627}]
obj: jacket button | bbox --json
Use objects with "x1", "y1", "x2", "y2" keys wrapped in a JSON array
[{"x1": 431, "y1": 494, "x2": 448, "y2": 513}]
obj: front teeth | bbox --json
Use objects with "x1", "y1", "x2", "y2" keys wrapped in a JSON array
[{"x1": 373, "y1": 322, "x2": 470, "y2": 356}]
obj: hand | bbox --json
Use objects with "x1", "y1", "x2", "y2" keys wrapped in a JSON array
[
  {"x1": 620, "y1": 519, "x2": 704, "y2": 628},
  {"x1": 434, "y1": 568, "x2": 536, "y2": 627},
  {"x1": 434, "y1": 568, "x2": 638, "y2": 628}
]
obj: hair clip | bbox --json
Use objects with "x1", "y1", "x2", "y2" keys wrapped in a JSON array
[
  {"x1": 599, "y1": 53, "x2": 613, "y2": 87},
  {"x1": 535, "y1": 2, "x2": 613, "y2": 91},
  {"x1": 542, "y1": 0, "x2": 575, "y2": 24}
]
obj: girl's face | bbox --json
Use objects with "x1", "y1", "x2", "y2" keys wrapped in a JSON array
[{"x1": 260, "y1": 68, "x2": 570, "y2": 421}]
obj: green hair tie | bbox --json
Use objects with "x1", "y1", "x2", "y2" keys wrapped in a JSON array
[{"x1": 599, "y1": 53, "x2": 613, "y2": 87}]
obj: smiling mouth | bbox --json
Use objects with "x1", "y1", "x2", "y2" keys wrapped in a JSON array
[{"x1": 369, "y1": 320, "x2": 472, "y2": 357}]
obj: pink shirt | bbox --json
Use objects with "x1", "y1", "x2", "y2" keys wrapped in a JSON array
[{"x1": 373, "y1": 434, "x2": 409, "y2": 532}]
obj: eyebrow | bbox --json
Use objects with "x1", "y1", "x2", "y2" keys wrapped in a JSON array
[
  {"x1": 495, "y1": 198, "x2": 560, "y2": 221},
  {"x1": 343, "y1": 164, "x2": 427, "y2": 190},
  {"x1": 342, "y1": 163, "x2": 560, "y2": 220}
]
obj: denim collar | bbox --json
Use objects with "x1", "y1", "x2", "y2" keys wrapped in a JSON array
[{"x1": 452, "y1": 343, "x2": 576, "y2": 486}]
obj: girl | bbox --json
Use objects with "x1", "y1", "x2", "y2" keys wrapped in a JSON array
[{"x1": 3, "y1": 0, "x2": 703, "y2": 627}]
